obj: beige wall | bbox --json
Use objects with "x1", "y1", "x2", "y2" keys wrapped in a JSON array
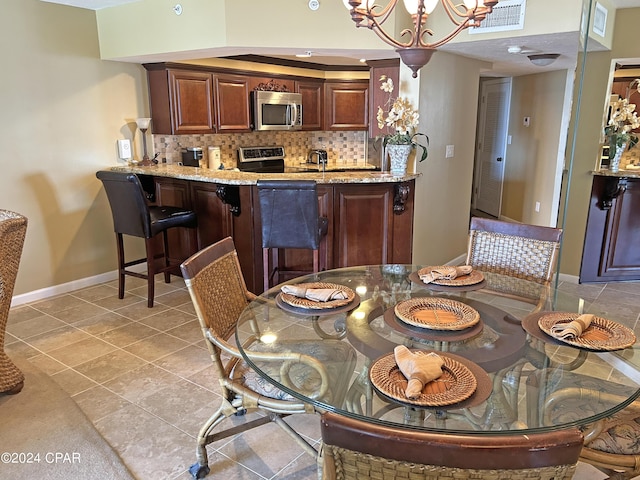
[
  {"x1": 2, "y1": 0, "x2": 149, "y2": 296},
  {"x1": 412, "y1": 52, "x2": 486, "y2": 266},
  {"x1": 503, "y1": 70, "x2": 572, "y2": 224}
]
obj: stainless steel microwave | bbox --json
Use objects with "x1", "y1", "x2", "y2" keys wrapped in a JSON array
[{"x1": 251, "y1": 91, "x2": 302, "y2": 131}]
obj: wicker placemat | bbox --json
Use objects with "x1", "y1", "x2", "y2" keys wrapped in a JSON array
[
  {"x1": 276, "y1": 293, "x2": 361, "y2": 317},
  {"x1": 537, "y1": 312, "x2": 636, "y2": 351},
  {"x1": 408, "y1": 271, "x2": 487, "y2": 292},
  {"x1": 279, "y1": 282, "x2": 355, "y2": 310},
  {"x1": 416, "y1": 266, "x2": 485, "y2": 287},
  {"x1": 369, "y1": 350, "x2": 478, "y2": 407},
  {"x1": 383, "y1": 307, "x2": 484, "y2": 342},
  {"x1": 394, "y1": 297, "x2": 480, "y2": 331}
]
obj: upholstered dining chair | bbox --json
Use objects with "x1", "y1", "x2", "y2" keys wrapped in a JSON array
[
  {"x1": 257, "y1": 180, "x2": 329, "y2": 292},
  {"x1": 96, "y1": 170, "x2": 197, "y2": 307},
  {"x1": 320, "y1": 411, "x2": 584, "y2": 480},
  {"x1": 0, "y1": 210, "x2": 28, "y2": 395},
  {"x1": 466, "y1": 217, "x2": 563, "y2": 312},
  {"x1": 180, "y1": 237, "x2": 356, "y2": 479}
]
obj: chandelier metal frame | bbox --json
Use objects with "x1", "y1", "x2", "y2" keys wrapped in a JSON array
[{"x1": 346, "y1": 0, "x2": 499, "y2": 77}]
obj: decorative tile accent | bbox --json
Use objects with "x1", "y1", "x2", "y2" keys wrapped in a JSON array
[{"x1": 153, "y1": 131, "x2": 375, "y2": 168}]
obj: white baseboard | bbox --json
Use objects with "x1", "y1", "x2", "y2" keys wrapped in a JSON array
[{"x1": 11, "y1": 265, "x2": 147, "y2": 307}]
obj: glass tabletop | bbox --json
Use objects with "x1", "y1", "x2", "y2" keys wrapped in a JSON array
[{"x1": 235, "y1": 265, "x2": 640, "y2": 435}]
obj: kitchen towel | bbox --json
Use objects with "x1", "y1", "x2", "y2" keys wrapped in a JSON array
[
  {"x1": 550, "y1": 314, "x2": 595, "y2": 340},
  {"x1": 281, "y1": 285, "x2": 348, "y2": 302},
  {"x1": 419, "y1": 265, "x2": 473, "y2": 284},
  {"x1": 393, "y1": 345, "x2": 444, "y2": 399}
]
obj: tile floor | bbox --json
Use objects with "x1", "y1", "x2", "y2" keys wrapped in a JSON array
[{"x1": 5, "y1": 276, "x2": 640, "y2": 480}]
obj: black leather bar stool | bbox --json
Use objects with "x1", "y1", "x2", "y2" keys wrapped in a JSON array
[
  {"x1": 257, "y1": 180, "x2": 328, "y2": 292},
  {"x1": 96, "y1": 171, "x2": 197, "y2": 307}
]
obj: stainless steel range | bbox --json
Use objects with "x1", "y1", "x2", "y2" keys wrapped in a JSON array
[{"x1": 237, "y1": 146, "x2": 285, "y2": 173}]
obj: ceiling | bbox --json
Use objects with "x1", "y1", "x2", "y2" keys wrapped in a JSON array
[{"x1": 40, "y1": 0, "x2": 640, "y2": 77}]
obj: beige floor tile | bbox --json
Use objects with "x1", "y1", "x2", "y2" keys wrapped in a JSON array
[
  {"x1": 96, "y1": 321, "x2": 159, "y2": 348},
  {"x1": 72, "y1": 385, "x2": 132, "y2": 423},
  {"x1": 94, "y1": 403, "x2": 195, "y2": 480},
  {"x1": 28, "y1": 353, "x2": 68, "y2": 375},
  {"x1": 49, "y1": 301, "x2": 111, "y2": 324},
  {"x1": 7, "y1": 304, "x2": 48, "y2": 325},
  {"x1": 73, "y1": 311, "x2": 132, "y2": 335},
  {"x1": 166, "y1": 319, "x2": 204, "y2": 345},
  {"x1": 23, "y1": 324, "x2": 92, "y2": 353},
  {"x1": 51, "y1": 367, "x2": 99, "y2": 395},
  {"x1": 155, "y1": 289, "x2": 194, "y2": 308},
  {"x1": 113, "y1": 299, "x2": 171, "y2": 321},
  {"x1": 47, "y1": 336, "x2": 117, "y2": 367},
  {"x1": 5, "y1": 313, "x2": 66, "y2": 339},
  {"x1": 74, "y1": 349, "x2": 148, "y2": 384},
  {"x1": 122, "y1": 332, "x2": 190, "y2": 362},
  {"x1": 152, "y1": 345, "x2": 213, "y2": 379},
  {"x1": 70, "y1": 283, "x2": 119, "y2": 302},
  {"x1": 103, "y1": 363, "x2": 186, "y2": 403},
  {"x1": 92, "y1": 292, "x2": 147, "y2": 311},
  {"x1": 30, "y1": 294, "x2": 94, "y2": 315},
  {"x1": 137, "y1": 307, "x2": 196, "y2": 331}
]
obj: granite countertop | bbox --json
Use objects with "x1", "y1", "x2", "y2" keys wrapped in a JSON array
[
  {"x1": 592, "y1": 169, "x2": 640, "y2": 179},
  {"x1": 109, "y1": 163, "x2": 420, "y2": 185}
]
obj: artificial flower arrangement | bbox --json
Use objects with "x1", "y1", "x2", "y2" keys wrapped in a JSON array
[
  {"x1": 376, "y1": 75, "x2": 429, "y2": 162},
  {"x1": 605, "y1": 97, "x2": 640, "y2": 152}
]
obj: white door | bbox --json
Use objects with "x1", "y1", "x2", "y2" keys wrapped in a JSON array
[{"x1": 473, "y1": 78, "x2": 511, "y2": 217}]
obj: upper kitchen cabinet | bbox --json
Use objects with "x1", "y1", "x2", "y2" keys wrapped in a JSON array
[
  {"x1": 324, "y1": 80, "x2": 369, "y2": 131},
  {"x1": 214, "y1": 73, "x2": 251, "y2": 133},
  {"x1": 296, "y1": 79, "x2": 324, "y2": 131},
  {"x1": 367, "y1": 59, "x2": 400, "y2": 138},
  {"x1": 146, "y1": 66, "x2": 216, "y2": 135}
]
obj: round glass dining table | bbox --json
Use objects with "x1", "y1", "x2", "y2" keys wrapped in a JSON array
[{"x1": 235, "y1": 265, "x2": 640, "y2": 435}]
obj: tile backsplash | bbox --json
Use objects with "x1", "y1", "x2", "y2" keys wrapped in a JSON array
[{"x1": 153, "y1": 131, "x2": 380, "y2": 168}]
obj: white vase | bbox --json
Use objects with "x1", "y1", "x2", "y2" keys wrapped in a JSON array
[
  {"x1": 610, "y1": 142, "x2": 627, "y2": 173},
  {"x1": 386, "y1": 144, "x2": 412, "y2": 175}
]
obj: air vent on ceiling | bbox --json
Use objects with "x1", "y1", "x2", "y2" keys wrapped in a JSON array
[{"x1": 469, "y1": 0, "x2": 526, "y2": 34}]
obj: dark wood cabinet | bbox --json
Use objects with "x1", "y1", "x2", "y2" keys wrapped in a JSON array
[
  {"x1": 581, "y1": 175, "x2": 640, "y2": 282},
  {"x1": 146, "y1": 175, "x2": 414, "y2": 293},
  {"x1": 153, "y1": 177, "x2": 198, "y2": 265},
  {"x1": 214, "y1": 74, "x2": 251, "y2": 133},
  {"x1": 296, "y1": 79, "x2": 324, "y2": 131},
  {"x1": 146, "y1": 68, "x2": 216, "y2": 135},
  {"x1": 367, "y1": 59, "x2": 400, "y2": 138},
  {"x1": 324, "y1": 80, "x2": 369, "y2": 131}
]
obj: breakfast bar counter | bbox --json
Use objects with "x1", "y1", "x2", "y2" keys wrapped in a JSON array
[{"x1": 108, "y1": 164, "x2": 419, "y2": 293}]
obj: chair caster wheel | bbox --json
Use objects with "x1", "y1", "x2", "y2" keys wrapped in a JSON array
[
  {"x1": 234, "y1": 408, "x2": 247, "y2": 416},
  {"x1": 189, "y1": 462, "x2": 210, "y2": 479}
]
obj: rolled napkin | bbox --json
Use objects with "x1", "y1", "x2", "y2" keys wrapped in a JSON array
[
  {"x1": 550, "y1": 314, "x2": 595, "y2": 340},
  {"x1": 393, "y1": 345, "x2": 444, "y2": 399},
  {"x1": 419, "y1": 265, "x2": 473, "y2": 284},
  {"x1": 281, "y1": 285, "x2": 348, "y2": 302}
]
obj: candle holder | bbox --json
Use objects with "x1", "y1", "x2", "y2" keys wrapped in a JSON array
[{"x1": 136, "y1": 118, "x2": 152, "y2": 166}]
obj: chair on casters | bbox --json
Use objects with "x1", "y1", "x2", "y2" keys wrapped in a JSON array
[
  {"x1": 180, "y1": 237, "x2": 356, "y2": 479},
  {"x1": 466, "y1": 217, "x2": 563, "y2": 312},
  {"x1": 96, "y1": 170, "x2": 197, "y2": 308},
  {"x1": 320, "y1": 411, "x2": 584, "y2": 480},
  {"x1": 257, "y1": 179, "x2": 328, "y2": 292},
  {"x1": 0, "y1": 210, "x2": 27, "y2": 395}
]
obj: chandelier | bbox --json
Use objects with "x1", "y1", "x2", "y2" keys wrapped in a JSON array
[{"x1": 344, "y1": 0, "x2": 499, "y2": 78}]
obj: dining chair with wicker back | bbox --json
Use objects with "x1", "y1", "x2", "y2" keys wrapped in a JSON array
[
  {"x1": 320, "y1": 411, "x2": 584, "y2": 480},
  {"x1": 466, "y1": 217, "x2": 563, "y2": 313},
  {"x1": 0, "y1": 210, "x2": 28, "y2": 395},
  {"x1": 180, "y1": 236, "x2": 356, "y2": 479}
]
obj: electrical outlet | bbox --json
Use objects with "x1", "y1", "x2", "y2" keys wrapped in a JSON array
[
  {"x1": 535, "y1": 201, "x2": 541, "y2": 212},
  {"x1": 523, "y1": 117, "x2": 531, "y2": 127},
  {"x1": 445, "y1": 145, "x2": 455, "y2": 158},
  {"x1": 117, "y1": 139, "x2": 132, "y2": 160}
]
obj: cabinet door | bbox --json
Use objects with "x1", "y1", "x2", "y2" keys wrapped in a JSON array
[
  {"x1": 169, "y1": 70, "x2": 216, "y2": 134},
  {"x1": 325, "y1": 81, "x2": 369, "y2": 131},
  {"x1": 190, "y1": 182, "x2": 232, "y2": 249},
  {"x1": 215, "y1": 74, "x2": 251, "y2": 133},
  {"x1": 368, "y1": 59, "x2": 400, "y2": 138},
  {"x1": 154, "y1": 177, "x2": 198, "y2": 266},
  {"x1": 296, "y1": 79, "x2": 324, "y2": 131},
  {"x1": 333, "y1": 184, "x2": 393, "y2": 266}
]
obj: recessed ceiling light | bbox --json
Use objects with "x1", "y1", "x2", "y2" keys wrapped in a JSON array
[
  {"x1": 507, "y1": 46, "x2": 522, "y2": 54},
  {"x1": 359, "y1": 58, "x2": 366, "y2": 63},
  {"x1": 296, "y1": 51, "x2": 313, "y2": 58}
]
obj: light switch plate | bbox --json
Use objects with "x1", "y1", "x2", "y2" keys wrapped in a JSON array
[{"x1": 117, "y1": 139, "x2": 132, "y2": 159}]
